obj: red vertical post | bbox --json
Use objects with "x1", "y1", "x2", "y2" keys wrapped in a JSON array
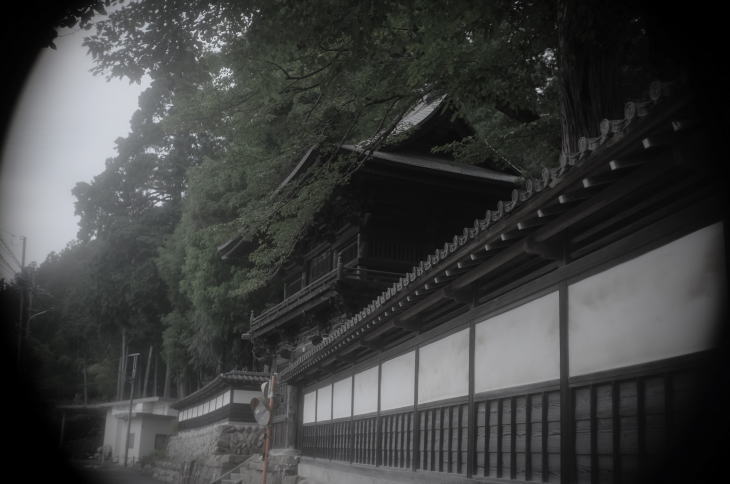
[{"x1": 262, "y1": 373, "x2": 277, "y2": 484}]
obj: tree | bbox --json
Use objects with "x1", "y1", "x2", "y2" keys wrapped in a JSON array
[{"x1": 24, "y1": 0, "x2": 706, "y2": 394}]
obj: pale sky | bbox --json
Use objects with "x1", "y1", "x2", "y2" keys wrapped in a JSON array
[{"x1": 0, "y1": 27, "x2": 148, "y2": 277}]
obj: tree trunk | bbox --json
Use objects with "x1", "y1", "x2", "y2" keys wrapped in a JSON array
[
  {"x1": 557, "y1": 0, "x2": 630, "y2": 156},
  {"x1": 82, "y1": 362, "x2": 88, "y2": 405},
  {"x1": 117, "y1": 328, "x2": 127, "y2": 400},
  {"x1": 163, "y1": 360, "x2": 171, "y2": 399},
  {"x1": 153, "y1": 353, "x2": 159, "y2": 397},
  {"x1": 143, "y1": 345, "x2": 153, "y2": 397}
]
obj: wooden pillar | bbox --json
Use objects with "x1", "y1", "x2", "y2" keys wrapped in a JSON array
[
  {"x1": 412, "y1": 347, "x2": 420, "y2": 471},
  {"x1": 59, "y1": 410, "x2": 66, "y2": 448},
  {"x1": 376, "y1": 363, "x2": 382, "y2": 466},
  {"x1": 467, "y1": 323, "x2": 476, "y2": 477},
  {"x1": 559, "y1": 244, "x2": 573, "y2": 483}
]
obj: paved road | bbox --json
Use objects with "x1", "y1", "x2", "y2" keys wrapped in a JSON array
[{"x1": 72, "y1": 463, "x2": 167, "y2": 484}]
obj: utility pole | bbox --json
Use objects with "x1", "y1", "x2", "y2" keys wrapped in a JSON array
[
  {"x1": 16, "y1": 236, "x2": 26, "y2": 367},
  {"x1": 123, "y1": 352, "x2": 140, "y2": 467}
]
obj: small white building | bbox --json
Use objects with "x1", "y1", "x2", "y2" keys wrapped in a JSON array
[{"x1": 98, "y1": 396, "x2": 178, "y2": 464}]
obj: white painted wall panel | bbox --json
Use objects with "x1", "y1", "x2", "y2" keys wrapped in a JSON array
[
  {"x1": 380, "y1": 351, "x2": 415, "y2": 410},
  {"x1": 233, "y1": 389, "x2": 261, "y2": 405},
  {"x1": 353, "y1": 366, "x2": 379, "y2": 415},
  {"x1": 569, "y1": 223, "x2": 727, "y2": 376},
  {"x1": 316, "y1": 385, "x2": 332, "y2": 422},
  {"x1": 302, "y1": 391, "x2": 316, "y2": 424},
  {"x1": 332, "y1": 377, "x2": 353, "y2": 419},
  {"x1": 475, "y1": 292, "x2": 560, "y2": 393},
  {"x1": 418, "y1": 329, "x2": 469, "y2": 404}
]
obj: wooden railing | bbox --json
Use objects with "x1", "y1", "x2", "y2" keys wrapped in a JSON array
[
  {"x1": 251, "y1": 267, "x2": 341, "y2": 331},
  {"x1": 252, "y1": 264, "x2": 404, "y2": 333},
  {"x1": 341, "y1": 266, "x2": 404, "y2": 285}
]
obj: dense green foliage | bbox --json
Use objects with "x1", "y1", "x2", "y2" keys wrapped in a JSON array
[{"x1": 14, "y1": 0, "x2": 682, "y2": 401}]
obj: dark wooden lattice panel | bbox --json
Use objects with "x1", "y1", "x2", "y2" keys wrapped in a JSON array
[
  {"x1": 474, "y1": 390, "x2": 561, "y2": 482},
  {"x1": 417, "y1": 403, "x2": 468, "y2": 475},
  {"x1": 572, "y1": 367, "x2": 701, "y2": 483}
]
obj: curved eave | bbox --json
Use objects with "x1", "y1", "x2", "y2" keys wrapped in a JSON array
[{"x1": 341, "y1": 145, "x2": 522, "y2": 185}]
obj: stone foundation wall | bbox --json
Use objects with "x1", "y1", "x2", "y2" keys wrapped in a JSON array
[{"x1": 147, "y1": 421, "x2": 266, "y2": 484}]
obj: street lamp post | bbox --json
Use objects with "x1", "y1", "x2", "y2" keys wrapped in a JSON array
[{"x1": 123, "y1": 352, "x2": 140, "y2": 467}]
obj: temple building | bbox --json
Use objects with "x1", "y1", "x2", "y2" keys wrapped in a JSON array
[{"x1": 223, "y1": 83, "x2": 727, "y2": 483}]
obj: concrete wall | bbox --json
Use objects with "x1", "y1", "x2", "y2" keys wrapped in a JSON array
[
  {"x1": 474, "y1": 292, "x2": 559, "y2": 393},
  {"x1": 569, "y1": 222, "x2": 726, "y2": 376},
  {"x1": 138, "y1": 415, "x2": 177, "y2": 460}
]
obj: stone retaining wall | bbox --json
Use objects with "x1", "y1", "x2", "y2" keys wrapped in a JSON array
[{"x1": 147, "y1": 421, "x2": 266, "y2": 484}]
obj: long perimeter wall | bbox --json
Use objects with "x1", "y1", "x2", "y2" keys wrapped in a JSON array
[{"x1": 297, "y1": 221, "x2": 726, "y2": 482}]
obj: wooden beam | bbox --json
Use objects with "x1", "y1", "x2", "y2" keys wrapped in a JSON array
[
  {"x1": 536, "y1": 204, "x2": 568, "y2": 218},
  {"x1": 608, "y1": 158, "x2": 644, "y2": 171},
  {"x1": 443, "y1": 284, "x2": 475, "y2": 305},
  {"x1": 671, "y1": 119, "x2": 699, "y2": 132},
  {"x1": 558, "y1": 190, "x2": 591, "y2": 204},
  {"x1": 521, "y1": 236, "x2": 563, "y2": 261},
  {"x1": 517, "y1": 217, "x2": 549, "y2": 231},
  {"x1": 499, "y1": 229, "x2": 523, "y2": 242},
  {"x1": 393, "y1": 318, "x2": 421, "y2": 333}
]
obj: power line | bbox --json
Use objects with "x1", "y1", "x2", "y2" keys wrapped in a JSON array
[
  {"x1": 0, "y1": 252, "x2": 20, "y2": 274},
  {"x1": 0, "y1": 237, "x2": 22, "y2": 268}
]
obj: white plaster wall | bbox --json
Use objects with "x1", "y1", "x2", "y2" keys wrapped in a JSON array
[
  {"x1": 103, "y1": 409, "x2": 117, "y2": 451},
  {"x1": 332, "y1": 376, "x2": 353, "y2": 419},
  {"x1": 316, "y1": 385, "x2": 332, "y2": 421},
  {"x1": 418, "y1": 328, "x2": 469, "y2": 404},
  {"x1": 113, "y1": 418, "x2": 125, "y2": 461},
  {"x1": 380, "y1": 351, "x2": 415, "y2": 410},
  {"x1": 474, "y1": 292, "x2": 560, "y2": 393},
  {"x1": 569, "y1": 222, "x2": 727, "y2": 376},
  {"x1": 233, "y1": 389, "x2": 262, "y2": 405},
  {"x1": 353, "y1": 366, "x2": 379, "y2": 415},
  {"x1": 138, "y1": 415, "x2": 176, "y2": 459},
  {"x1": 303, "y1": 391, "x2": 316, "y2": 424},
  {"x1": 128, "y1": 418, "x2": 143, "y2": 462}
]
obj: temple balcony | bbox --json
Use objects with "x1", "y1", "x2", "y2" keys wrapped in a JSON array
[{"x1": 249, "y1": 238, "x2": 418, "y2": 337}]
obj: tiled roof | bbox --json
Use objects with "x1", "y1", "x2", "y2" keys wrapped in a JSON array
[
  {"x1": 280, "y1": 80, "x2": 686, "y2": 382},
  {"x1": 340, "y1": 145, "x2": 522, "y2": 184},
  {"x1": 171, "y1": 370, "x2": 269, "y2": 409},
  {"x1": 355, "y1": 94, "x2": 446, "y2": 149},
  {"x1": 220, "y1": 370, "x2": 270, "y2": 385}
]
